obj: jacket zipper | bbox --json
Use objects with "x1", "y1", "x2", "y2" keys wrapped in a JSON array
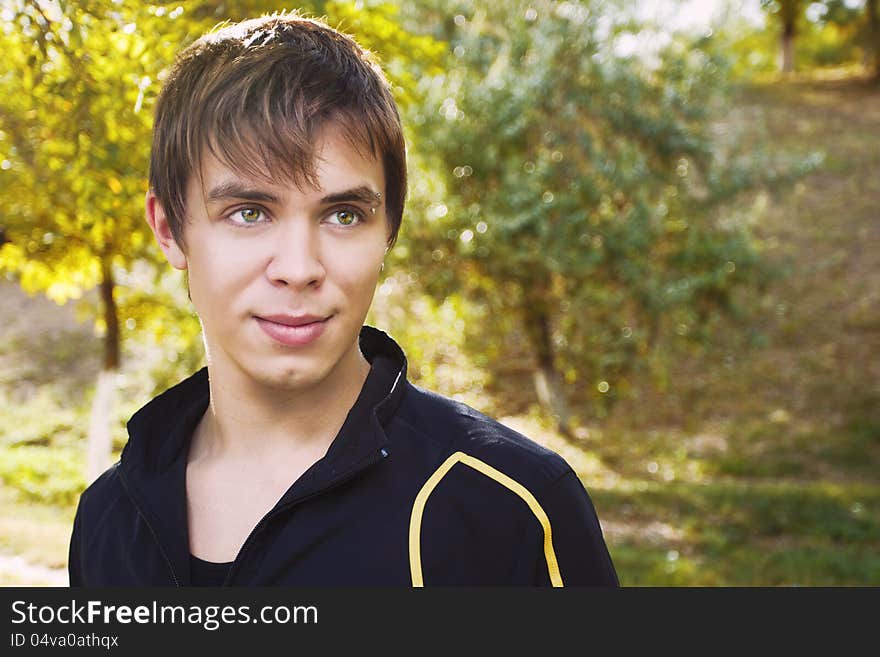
[
  {"x1": 118, "y1": 467, "x2": 181, "y2": 587},
  {"x1": 222, "y1": 448, "x2": 387, "y2": 585}
]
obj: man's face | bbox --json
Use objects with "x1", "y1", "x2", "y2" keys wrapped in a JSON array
[{"x1": 151, "y1": 125, "x2": 389, "y2": 390}]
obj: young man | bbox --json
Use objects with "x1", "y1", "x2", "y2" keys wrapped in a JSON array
[{"x1": 68, "y1": 13, "x2": 618, "y2": 587}]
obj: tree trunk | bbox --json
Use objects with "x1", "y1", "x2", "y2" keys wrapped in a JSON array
[
  {"x1": 86, "y1": 260, "x2": 120, "y2": 483},
  {"x1": 99, "y1": 260, "x2": 121, "y2": 371},
  {"x1": 780, "y1": 22, "x2": 795, "y2": 73},
  {"x1": 86, "y1": 368, "x2": 118, "y2": 482},
  {"x1": 521, "y1": 285, "x2": 574, "y2": 440},
  {"x1": 869, "y1": 0, "x2": 880, "y2": 82}
]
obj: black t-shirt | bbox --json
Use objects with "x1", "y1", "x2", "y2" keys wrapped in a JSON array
[{"x1": 189, "y1": 553, "x2": 232, "y2": 586}]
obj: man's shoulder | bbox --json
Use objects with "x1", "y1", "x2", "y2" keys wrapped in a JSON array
[
  {"x1": 76, "y1": 462, "x2": 126, "y2": 518},
  {"x1": 394, "y1": 382, "x2": 573, "y2": 491}
]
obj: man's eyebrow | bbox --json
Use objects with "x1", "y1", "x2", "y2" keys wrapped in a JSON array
[
  {"x1": 206, "y1": 181, "x2": 282, "y2": 204},
  {"x1": 205, "y1": 182, "x2": 380, "y2": 206},
  {"x1": 320, "y1": 185, "x2": 381, "y2": 205}
]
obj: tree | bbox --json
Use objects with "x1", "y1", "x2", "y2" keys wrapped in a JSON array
[
  {"x1": 0, "y1": 0, "x2": 186, "y2": 480},
  {"x1": 782, "y1": 0, "x2": 880, "y2": 79},
  {"x1": 818, "y1": 0, "x2": 880, "y2": 79},
  {"x1": 399, "y1": 0, "x2": 771, "y2": 436},
  {"x1": 761, "y1": 0, "x2": 804, "y2": 72},
  {"x1": 864, "y1": 0, "x2": 880, "y2": 79}
]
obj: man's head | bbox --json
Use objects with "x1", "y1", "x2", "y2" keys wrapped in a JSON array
[
  {"x1": 145, "y1": 14, "x2": 406, "y2": 391},
  {"x1": 148, "y1": 12, "x2": 406, "y2": 252}
]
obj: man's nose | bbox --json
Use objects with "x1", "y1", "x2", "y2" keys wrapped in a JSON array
[{"x1": 264, "y1": 220, "x2": 326, "y2": 289}]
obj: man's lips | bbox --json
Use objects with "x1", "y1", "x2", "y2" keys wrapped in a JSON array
[
  {"x1": 254, "y1": 314, "x2": 332, "y2": 347},
  {"x1": 255, "y1": 313, "x2": 330, "y2": 327}
]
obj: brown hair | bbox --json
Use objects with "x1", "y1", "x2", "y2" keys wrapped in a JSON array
[{"x1": 149, "y1": 12, "x2": 406, "y2": 249}]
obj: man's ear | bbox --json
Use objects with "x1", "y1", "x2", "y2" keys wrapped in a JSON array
[{"x1": 145, "y1": 190, "x2": 188, "y2": 270}]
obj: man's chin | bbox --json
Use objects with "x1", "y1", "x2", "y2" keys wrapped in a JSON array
[{"x1": 244, "y1": 360, "x2": 330, "y2": 392}]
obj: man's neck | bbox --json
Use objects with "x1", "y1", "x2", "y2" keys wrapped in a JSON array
[{"x1": 189, "y1": 343, "x2": 371, "y2": 465}]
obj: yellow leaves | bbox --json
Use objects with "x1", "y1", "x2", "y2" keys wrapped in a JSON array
[
  {"x1": 1, "y1": 237, "x2": 101, "y2": 304},
  {"x1": 107, "y1": 177, "x2": 122, "y2": 194},
  {"x1": 19, "y1": 261, "x2": 58, "y2": 298},
  {"x1": 43, "y1": 254, "x2": 100, "y2": 304},
  {"x1": 105, "y1": 114, "x2": 120, "y2": 143},
  {"x1": 45, "y1": 279, "x2": 86, "y2": 304},
  {"x1": 0, "y1": 242, "x2": 27, "y2": 272}
]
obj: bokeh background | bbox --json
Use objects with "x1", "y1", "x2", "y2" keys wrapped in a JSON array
[{"x1": 1, "y1": 0, "x2": 878, "y2": 586}]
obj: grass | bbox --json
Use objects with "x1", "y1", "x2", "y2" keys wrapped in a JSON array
[
  {"x1": 0, "y1": 76, "x2": 878, "y2": 586},
  {"x1": 0, "y1": 486, "x2": 74, "y2": 575},
  {"x1": 518, "y1": 412, "x2": 880, "y2": 585}
]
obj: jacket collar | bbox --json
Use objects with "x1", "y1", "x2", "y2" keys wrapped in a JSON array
[{"x1": 118, "y1": 325, "x2": 408, "y2": 584}]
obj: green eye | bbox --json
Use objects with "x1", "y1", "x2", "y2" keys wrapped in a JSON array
[
  {"x1": 331, "y1": 209, "x2": 360, "y2": 226},
  {"x1": 237, "y1": 208, "x2": 262, "y2": 223}
]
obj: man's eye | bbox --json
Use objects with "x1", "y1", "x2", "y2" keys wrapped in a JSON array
[
  {"x1": 326, "y1": 208, "x2": 363, "y2": 226},
  {"x1": 231, "y1": 207, "x2": 264, "y2": 224}
]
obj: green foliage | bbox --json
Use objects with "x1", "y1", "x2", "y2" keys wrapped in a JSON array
[
  {"x1": 799, "y1": 19, "x2": 863, "y2": 66},
  {"x1": 400, "y1": 0, "x2": 773, "y2": 417},
  {"x1": 728, "y1": 29, "x2": 779, "y2": 79},
  {"x1": 367, "y1": 273, "x2": 490, "y2": 408},
  {"x1": 0, "y1": 388, "x2": 83, "y2": 448},
  {"x1": 0, "y1": 446, "x2": 85, "y2": 507},
  {"x1": 737, "y1": 0, "x2": 874, "y2": 74}
]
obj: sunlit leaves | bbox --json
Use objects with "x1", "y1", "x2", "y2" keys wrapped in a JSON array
[
  {"x1": 400, "y1": 0, "x2": 769, "y2": 415},
  {"x1": 0, "y1": 0, "x2": 169, "y2": 305}
]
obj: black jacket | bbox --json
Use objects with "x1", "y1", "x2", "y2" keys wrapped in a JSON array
[{"x1": 69, "y1": 326, "x2": 618, "y2": 586}]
